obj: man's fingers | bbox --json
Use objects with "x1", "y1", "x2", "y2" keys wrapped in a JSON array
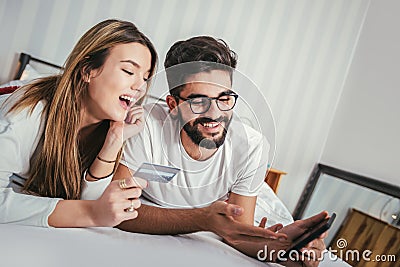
[
  {"x1": 301, "y1": 250, "x2": 317, "y2": 262},
  {"x1": 319, "y1": 231, "x2": 328, "y2": 239},
  {"x1": 259, "y1": 217, "x2": 267, "y2": 228},
  {"x1": 236, "y1": 223, "x2": 287, "y2": 240},
  {"x1": 305, "y1": 238, "x2": 326, "y2": 251},
  {"x1": 267, "y1": 223, "x2": 283, "y2": 232},
  {"x1": 301, "y1": 248, "x2": 324, "y2": 264},
  {"x1": 300, "y1": 211, "x2": 328, "y2": 229}
]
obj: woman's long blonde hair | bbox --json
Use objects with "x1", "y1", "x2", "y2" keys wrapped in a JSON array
[{"x1": 8, "y1": 19, "x2": 157, "y2": 199}]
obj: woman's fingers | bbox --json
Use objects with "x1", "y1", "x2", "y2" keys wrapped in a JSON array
[
  {"x1": 131, "y1": 176, "x2": 148, "y2": 188},
  {"x1": 125, "y1": 112, "x2": 144, "y2": 124},
  {"x1": 129, "y1": 105, "x2": 143, "y2": 112},
  {"x1": 121, "y1": 187, "x2": 142, "y2": 199},
  {"x1": 115, "y1": 177, "x2": 148, "y2": 200},
  {"x1": 126, "y1": 108, "x2": 144, "y2": 118},
  {"x1": 122, "y1": 198, "x2": 141, "y2": 211},
  {"x1": 93, "y1": 176, "x2": 145, "y2": 226},
  {"x1": 122, "y1": 210, "x2": 139, "y2": 221}
]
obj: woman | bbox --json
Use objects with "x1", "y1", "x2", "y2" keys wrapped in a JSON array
[{"x1": 0, "y1": 19, "x2": 157, "y2": 227}]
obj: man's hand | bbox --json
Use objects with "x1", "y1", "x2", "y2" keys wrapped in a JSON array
[
  {"x1": 278, "y1": 234, "x2": 327, "y2": 267},
  {"x1": 203, "y1": 201, "x2": 287, "y2": 245},
  {"x1": 277, "y1": 211, "x2": 328, "y2": 241},
  {"x1": 276, "y1": 212, "x2": 329, "y2": 267},
  {"x1": 298, "y1": 232, "x2": 327, "y2": 267}
]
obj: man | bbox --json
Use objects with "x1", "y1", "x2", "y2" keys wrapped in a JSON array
[{"x1": 114, "y1": 36, "x2": 327, "y2": 266}]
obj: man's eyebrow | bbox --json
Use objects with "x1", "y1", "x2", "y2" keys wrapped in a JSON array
[
  {"x1": 186, "y1": 93, "x2": 209, "y2": 98},
  {"x1": 120, "y1": 60, "x2": 151, "y2": 73},
  {"x1": 186, "y1": 90, "x2": 235, "y2": 99},
  {"x1": 218, "y1": 90, "x2": 235, "y2": 96}
]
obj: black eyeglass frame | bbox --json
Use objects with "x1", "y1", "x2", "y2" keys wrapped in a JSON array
[{"x1": 173, "y1": 93, "x2": 239, "y2": 114}]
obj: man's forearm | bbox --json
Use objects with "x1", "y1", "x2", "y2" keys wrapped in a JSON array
[
  {"x1": 116, "y1": 200, "x2": 287, "y2": 262},
  {"x1": 116, "y1": 204, "x2": 207, "y2": 234}
]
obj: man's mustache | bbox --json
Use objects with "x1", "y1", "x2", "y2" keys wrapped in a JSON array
[{"x1": 193, "y1": 116, "x2": 229, "y2": 126}]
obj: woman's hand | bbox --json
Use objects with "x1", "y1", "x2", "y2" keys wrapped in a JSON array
[
  {"x1": 100, "y1": 106, "x2": 144, "y2": 159},
  {"x1": 89, "y1": 177, "x2": 147, "y2": 227},
  {"x1": 123, "y1": 105, "x2": 145, "y2": 140},
  {"x1": 104, "y1": 106, "x2": 144, "y2": 146}
]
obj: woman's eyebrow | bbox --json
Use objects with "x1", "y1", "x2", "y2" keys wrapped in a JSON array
[
  {"x1": 120, "y1": 59, "x2": 140, "y2": 68},
  {"x1": 120, "y1": 59, "x2": 151, "y2": 73}
]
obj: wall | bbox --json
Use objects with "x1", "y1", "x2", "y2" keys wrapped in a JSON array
[
  {"x1": 0, "y1": 0, "x2": 370, "y2": 212},
  {"x1": 321, "y1": 0, "x2": 400, "y2": 187}
]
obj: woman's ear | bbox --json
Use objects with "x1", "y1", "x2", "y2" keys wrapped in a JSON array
[
  {"x1": 81, "y1": 67, "x2": 91, "y2": 83},
  {"x1": 166, "y1": 95, "x2": 179, "y2": 117},
  {"x1": 81, "y1": 65, "x2": 99, "y2": 83}
]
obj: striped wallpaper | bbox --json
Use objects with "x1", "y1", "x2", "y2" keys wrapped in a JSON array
[{"x1": 0, "y1": 0, "x2": 371, "y2": 212}]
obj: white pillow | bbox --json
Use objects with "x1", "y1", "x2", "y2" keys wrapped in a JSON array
[
  {"x1": 0, "y1": 79, "x2": 26, "y2": 88},
  {"x1": 19, "y1": 64, "x2": 44, "y2": 81},
  {"x1": 255, "y1": 183, "x2": 294, "y2": 227}
]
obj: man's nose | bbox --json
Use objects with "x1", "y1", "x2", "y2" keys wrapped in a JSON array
[{"x1": 204, "y1": 99, "x2": 222, "y2": 118}]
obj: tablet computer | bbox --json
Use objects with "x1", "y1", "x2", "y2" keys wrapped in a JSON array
[{"x1": 284, "y1": 213, "x2": 336, "y2": 256}]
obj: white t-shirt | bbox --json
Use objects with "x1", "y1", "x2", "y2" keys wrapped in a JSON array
[{"x1": 121, "y1": 103, "x2": 269, "y2": 208}]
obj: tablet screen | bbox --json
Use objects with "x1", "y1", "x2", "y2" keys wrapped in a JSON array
[{"x1": 288, "y1": 213, "x2": 336, "y2": 252}]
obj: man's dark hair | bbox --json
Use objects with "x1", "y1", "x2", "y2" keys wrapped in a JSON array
[{"x1": 164, "y1": 36, "x2": 237, "y2": 95}]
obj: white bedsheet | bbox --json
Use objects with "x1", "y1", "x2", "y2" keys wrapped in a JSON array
[
  {"x1": 0, "y1": 224, "x2": 350, "y2": 267},
  {"x1": 0, "y1": 224, "x2": 280, "y2": 267}
]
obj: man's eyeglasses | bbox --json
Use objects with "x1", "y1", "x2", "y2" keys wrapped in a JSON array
[{"x1": 173, "y1": 93, "x2": 239, "y2": 114}]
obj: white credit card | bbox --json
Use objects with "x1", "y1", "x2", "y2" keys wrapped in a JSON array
[{"x1": 133, "y1": 162, "x2": 180, "y2": 183}]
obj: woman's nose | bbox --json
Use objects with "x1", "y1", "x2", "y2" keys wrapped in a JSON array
[{"x1": 130, "y1": 74, "x2": 146, "y2": 92}]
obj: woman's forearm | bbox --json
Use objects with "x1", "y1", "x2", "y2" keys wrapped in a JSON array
[
  {"x1": 48, "y1": 199, "x2": 97, "y2": 227},
  {"x1": 85, "y1": 138, "x2": 121, "y2": 182}
]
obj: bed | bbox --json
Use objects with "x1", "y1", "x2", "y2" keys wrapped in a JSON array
[
  {"x1": 0, "y1": 53, "x2": 350, "y2": 267},
  {"x1": 1, "y1": 224, "x2": 274, "y2": 267},
  {"x1": 0, "y1": 222, "x2": 349, "y2": 267}
]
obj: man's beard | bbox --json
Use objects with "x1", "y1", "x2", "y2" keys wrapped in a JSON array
[{"x1": 178, "y1": 112, "x2": 232, "y2": 149}]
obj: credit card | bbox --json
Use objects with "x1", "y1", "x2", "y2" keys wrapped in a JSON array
[{"x1": 133, "y1": 162, "x2": 180, "y2": 183}]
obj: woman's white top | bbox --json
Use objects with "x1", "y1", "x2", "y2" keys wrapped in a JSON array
[{"x1": 0, "y1": 92, "x2": 107, "y2": 227}]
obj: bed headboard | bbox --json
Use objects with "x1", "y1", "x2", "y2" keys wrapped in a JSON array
[
  {"x1": 11, "y1": 52, "x2": 165, "y2": 103},
  {"x1": 14, "y1": 53, "x2": 63, "y2": 80}
]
